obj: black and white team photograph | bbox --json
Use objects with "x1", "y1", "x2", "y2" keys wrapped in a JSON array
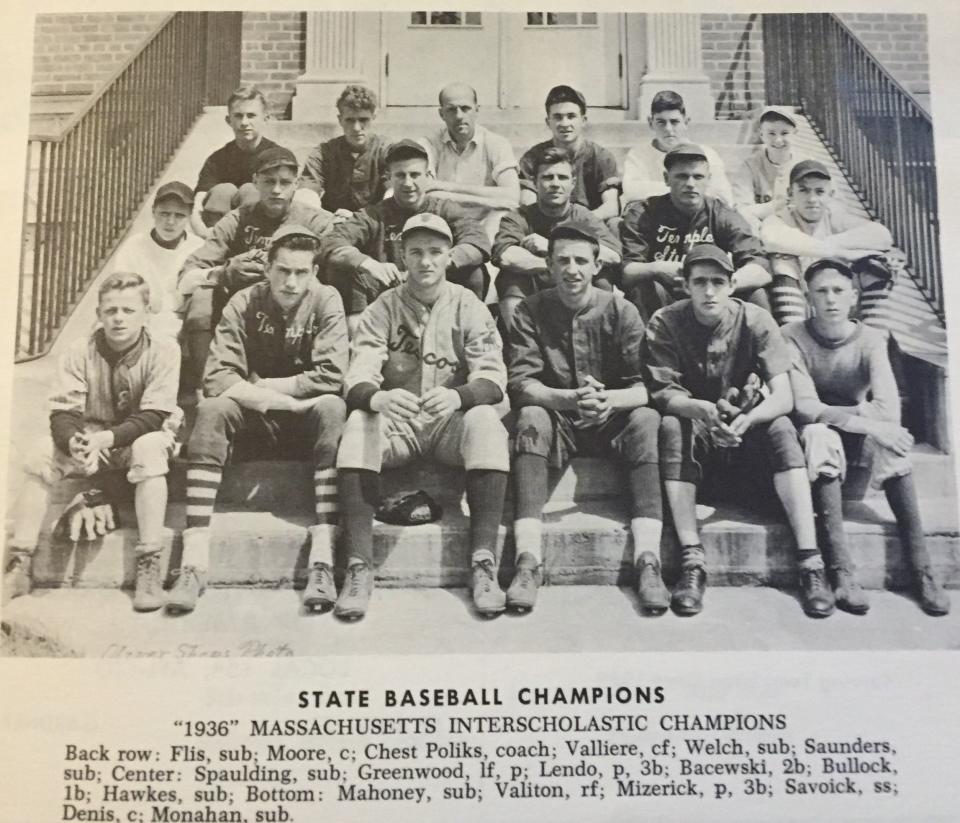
[{"x1": 2, "y1": 9, "x2": 958, "y2": 657}]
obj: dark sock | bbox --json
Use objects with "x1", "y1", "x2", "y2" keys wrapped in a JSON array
[
  {"x1": 812, "y1": 476, "x2": 853, "y2": 571},
  {"x1": 883, "y1": 473, "x2": 930, "y2": 571},
  {"x1": 466, "y1": 470, "x2": 508, "y2": 558},
  {"x1": 338, "y1": 469, "x2": 380, "y2": 567},
  {"x1": 628, "y1": 463, "x2": 662, "y2": 520},
  {"x1": 514, "y1": 454, "x2": 549, "y2": 520},
  {"x1": 797, "y1": 548, "x2": 822, "y2": 567}
]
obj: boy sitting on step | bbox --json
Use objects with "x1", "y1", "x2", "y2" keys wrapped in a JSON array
[
  {"x1": 783, "y1": 258, "x2": 950, "y2": 616},
  {"x1": 642, "y1": 243, "x2": 835, "y2": 619},
  {"x1": 505, "y1": 221, "x2": 663, "y2": 615},
  {"x1": 335, "y1": 214, "x2": 510, "y2": 621},
  {"x1": 173, "y1": 226, "x2": 348, "y2": 616},
  {"x1": 3, "y1": 273, "x2": 182, "y2": 612}
]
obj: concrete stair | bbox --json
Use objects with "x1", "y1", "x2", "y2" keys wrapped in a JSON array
[{"x1": 26, "y1": 448, "x2": 960, "y2": 593}]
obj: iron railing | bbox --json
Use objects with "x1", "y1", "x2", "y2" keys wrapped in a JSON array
[
  {"x1": 17, "y1": 12, "x2": 242, "y2": 361},
  {"x1": 763, "y1": 13, "x2": 942, "y2": 321}
]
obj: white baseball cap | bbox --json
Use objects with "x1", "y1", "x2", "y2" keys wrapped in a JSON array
[{"x1": 400, "y1": 213, "x2": 453, "y2": 242}]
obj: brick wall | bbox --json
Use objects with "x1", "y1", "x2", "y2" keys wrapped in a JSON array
[
  {"x1": 32, "y1": 13, "x2": 167, "y2": 97},
  {"x1": 240, "y1": 12, "x2": 304, "y2": 117},
  {"x1": 839, "y1": 13, "x2": 928, "y2": 95},
  {"x1": 701, "y1": 14, "x2": 765, "y2": 120}
]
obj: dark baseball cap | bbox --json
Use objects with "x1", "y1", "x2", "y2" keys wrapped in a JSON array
[
  {"x1": 154, "y1": 181, "x2": 194, "y2": 206},
  {"x1": 682, "y1": 243, "x2": 734, "y2": 276},
  {"x1": 790, "y1": 159, "x2": 832, "y2": 185},
  {"x1": 255, "y1": 146, "x2": 300, "y2": 174},
  {"x1": 664, "y1": 142, "x2": 709, "y2": 169},
  {"x1": 803, "y1": 257, "x2": 854, "y2": 283},
  {"x1": 386, "y1": 138, "x2": 429, "y2": 165},
  {"x1": 270, "y1": 224, "x2": 321, "y2": 245},
  {"x1": 550, "y1": 220, "x2": 600, "y2": 246},
  {"x1": 545, "y1": 85, "x2": 587, "y2": 113}
]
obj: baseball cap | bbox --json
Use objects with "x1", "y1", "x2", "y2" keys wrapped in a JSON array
[
  {"x1": 550, "y1": 220, "x2": 601, "y2": 246},
  {"x1": 682, "y1": 243, "x2": 734, "y2": 276},
  {"x1": 790, "y1": 159, "x2": 832, "y2": 185},
  {"x1": 270, "y1": 224, "x2": 321, "y2": 245},
  {"x1": 664, "y1": 142, "x2": 709, "y2": 168},
  {"x1": 255, "y1": 147, "x2": 300, "y2": 174},
  {"x1": 803, "y1": 257, "x2": 855, "y2": 283},
  {"x1": 758, "y1": 105, "x2": 798, "y2": 128},
  {"x1": 401, "y1": 213, "x2": 453, "y2": 242},
  {"x1": 154, "y1": 181, "x2": 194, "y2": 206},
  {"x1": 386, "y1": 139, "x2": 429, "y2": 165},
  {"x1": 545, "y1": 85, "x2": 587, "y2": 113}
]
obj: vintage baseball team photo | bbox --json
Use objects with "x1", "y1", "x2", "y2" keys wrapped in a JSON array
[{"x1": 2, "y1": 10, "x2": 957, "y2": 656}]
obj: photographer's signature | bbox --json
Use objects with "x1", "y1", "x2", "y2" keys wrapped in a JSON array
[{"x1": 102, "y1": 640, "x2": 294, "y2": 658}]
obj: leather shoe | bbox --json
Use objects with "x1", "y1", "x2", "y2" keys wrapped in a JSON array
[{"x1": 671, "y1": 565, "x2": 706, "y2": 616}]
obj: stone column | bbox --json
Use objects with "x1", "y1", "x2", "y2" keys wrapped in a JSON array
[
  {"x1": 293, "y1": 12, "x2": 368, "y2": 120},
  {"x1": 638, "y1": 14, "x2": 714, "y2": 121}
]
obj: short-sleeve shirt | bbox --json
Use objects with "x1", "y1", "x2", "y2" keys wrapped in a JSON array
[
  {"x1": 421, "y1": 124, "x2": 517, "y2": 187},
  {"x1": 299, "y1": 134, "x2": 391, "y2": 213},
  {"x1": 642, "y1": 299, "x2": 792, "y2": 410},
  {"x1": 622, "y1": 140, "x2": 733, "y2": 206},
  {"x1": 195, "y1": 137, "x2": 281, "y2": 194},
  {"x1": 518, "y1": 139, "x2": 620, "y2": 211}
]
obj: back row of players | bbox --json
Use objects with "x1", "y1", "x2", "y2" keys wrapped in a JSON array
[{"x1": 2, "y1": 82, "x2": 948, "y2": 623}]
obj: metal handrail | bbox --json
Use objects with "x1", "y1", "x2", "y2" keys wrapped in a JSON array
[
  {"x1": 763, "y1": 13, "x2": 942, "y2": 321},
  {"x1": 16, "y1": 12, "x2": 236, "y2": 361}
]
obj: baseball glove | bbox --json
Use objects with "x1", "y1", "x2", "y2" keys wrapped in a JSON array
[
  {"x1": 52, "y1": 488, "x2": 118, "y2": 543},
  {"x1": 375, "y1": 490, "x2": 443, "y2": 526}
]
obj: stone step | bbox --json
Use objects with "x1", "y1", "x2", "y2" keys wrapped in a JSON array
[
  {"x1": 47, "y1": 448, "x2": 957, "y2": 513},
  {"x1": 27, "y1": 491, "x2": 960, "y2": 592}
]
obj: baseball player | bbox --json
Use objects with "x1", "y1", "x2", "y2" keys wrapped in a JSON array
[
  {"x1": 2, "y1": 273, "x2": 181, "y2": 612},
  {"x1": 178, "y1": 146, "x2": 334, "y2": 391},
  {"x1": 784, "y1": 258, "x2": 950, "y2": 616},
  {"x1": 621, "y1": 90, "x2": 733, "y2": 207},
  {"x1": 760, "y1": 159, "x2": 897, "y2": 327},
  {"x1": 620, "y1": 142, "x2": 771, "y2": 322},
  {"x1": 506, "y1": 222, "x2": 664, "y2": 614},
  {"x1": 518, "y1": 85, "x2": 621, "y2": 222},
  {"x1": 731, "y1": 106, "x2": 812, "y2": 232},
  {"x1": 335, "y1": 214, "x2": 510, "y2": 620},
  {"x1": 318, "y1": 139, "x2": 491, "y2": 335},
  {"x1": 190, "y1": 85, "x2": 281, "y2": 239},
  {"x1": 171, "y1": 226, "x2": 348, "y2": 615},
  {"x1": 111, "y1": 181, "x2": 204, "y2": 340},
  {"x1": 492, "y1": 146, "x2": 622, "y2": 333},
  {"x1": 297, "y1": 85, "x2": 391, "y2": 217},
  {"x1": 642, "y1": 243, "x2": 834, "y2": 618}
]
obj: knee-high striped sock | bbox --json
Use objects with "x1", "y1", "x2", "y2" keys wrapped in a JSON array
[
  {"x1": 314, "y1": 467, "x2": 338, "y2": 525},
  {"x1": 771, "y1": 275, "x2": 808, "y2": 326},
  {"x1": 857, "y1": 286, "x2": 891, "y2": 330},
  {"x1": 186, "y1": 465, "x2": 222, "y2": 529}
]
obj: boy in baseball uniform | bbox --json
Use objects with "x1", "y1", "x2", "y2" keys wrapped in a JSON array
[
  {"x1": 319, "y1": 139, "x2": 492, "y2": 335},
  {"x1": 784, "y1": 259, "x2": 950, "y2": 616},
  {"x1": 493, "y1": 146, "x2": 621, "y2": 333},
  {"x1": 111, "y1": 181, "x2": 204, "y2": 340},
  {"x1": 178, "y1": 147, "x2": 334, "y2": 390},
  {"x1": 191, "y1": 85, "x2": 281, "y2": 238},
  {"x1": 172, "y1": 226, "x2": 348, "y2": 615},
  {"x1": 518, "y1": 85, "x2": 621, "y2": 222},
  {"x1": 643, "y1": 243, "x2": 834, "y2": 618},
  {"x1": 760, "y1": 159, "x2": 897, "y2": 327},
  {"x1": 335, "y1": 214, "x2": 510, "y2": 620},
  {"x1": 507, "y1": 222, "x2": 664, "y2": 614},
  {"x1": 3, "y1": 273, "x2": 181, "y2": 611},
  {"x1": 298, "y1": 85, "x2": 391, "y2": 217}
]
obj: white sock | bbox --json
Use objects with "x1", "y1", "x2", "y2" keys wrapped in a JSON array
[
  {"x1": 630, "y1": 517, "x2": 663, "y2": 564},
  {"x1": 181, "y1": 527, "x2": 210, "y2": 573},
  {"x1": 513, "y1": 518, "x2": 543, "y2": 563},
  {"x1": 307, "y1": 523, "x2": 338, "y2": 567}
]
